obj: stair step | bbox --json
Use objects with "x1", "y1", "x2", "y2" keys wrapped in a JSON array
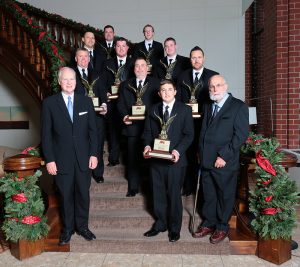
[
  {"x1": 103, "y1": 165, "x2": 125, "y2": 177},
  {"x1": 90, "y1": 177, "x2": 128, "y2": 193}
]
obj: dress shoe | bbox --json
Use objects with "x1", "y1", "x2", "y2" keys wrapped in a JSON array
[
  {"x1": 168, "y1": 232, "x2": 180, "y2": 242},
  {"x1": 126, "y1": 190, "x2": 138, "y2": 197},
  {"x1": 58, "y1": 231, "x2": 73, "y2": 245},
  {"x1": 192, "y1": 226, "x2": 215, "y2": 238},
  {"x1": 107, "y1": 160, "x2": 120, "y2": 167},
  {"x1": 144, "y1": 228, "x2": 166, "y2": 237},
  {"x1": 76, "y1": 228, "x2": 96, "y2": 241},
  {"x1": 209, "y1": 230, "x2": 228, "y2": 244},
  {"x1": 94, "y1": 176, "x2": 104, "y2": 183}
]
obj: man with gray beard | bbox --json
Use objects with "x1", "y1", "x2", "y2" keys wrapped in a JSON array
[{"x1": 193, "y1": 75, "x2": 249, "y2": 244}]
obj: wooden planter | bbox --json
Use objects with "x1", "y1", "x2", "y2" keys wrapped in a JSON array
[
  {"x1": 10, "y1": 238, "x2": 44, "y2": 260},
  {"x1": 258, "y1": 237, "x2": 291, "y2": 265}
]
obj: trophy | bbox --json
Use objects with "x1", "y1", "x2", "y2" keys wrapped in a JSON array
[
  {"x1": 100, "y1": 44, "x2": 113, "y2": 59},
  {"x1": 140, "y1": 49, "x2": 154, "y2": 74},
  {"x1": 107, "y1": 65, "x2": 125, "y2": 99},
  {"x1": 148, "y1": 111, "x2": 177, "y2": 160},
  {"x1": 127, "y1": 83, "x2": 148, "y2": 121},
  {"x1": 81, "y1": 77, "x2": 104, "y2": 112},
  {"x1": 160, "y1": 60, "x2": 176, "y2": 80},
  {"x1": 182, "y1": 80, "x2": 202, "y2": 118}
]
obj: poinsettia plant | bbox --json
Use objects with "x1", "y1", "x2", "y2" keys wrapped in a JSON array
[
  {"x1": 21, "y1": 146, "x2": 41, "y2": 157},
  {"x1": 241, "y1": 132, "x2": 299, "y2": 239},
  {"x1": 0, "y1": 170, "x2": 49, "y2": 242}
]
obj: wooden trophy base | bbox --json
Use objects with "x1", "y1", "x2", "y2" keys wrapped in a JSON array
[
  {"x1": 94, "y1": 106, "x2": 105, "y2": 112},
  {"x1": 192, "y1": 113, "x2": 201, "y2": 118},
  {"x1": 108, "y1": 94, "x2": 118, "y2": 100},
  {"x1": 127, "y1": 115, "x2": 145, "y2": 120},
  {"x1": 148, "y1": 150, "x2": 173, "y2": 160}
]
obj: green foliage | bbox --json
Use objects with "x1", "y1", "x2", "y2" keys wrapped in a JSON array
[
  {"x1": 241, "y1": 132, "x2": 299, "y2": 239},
  {"x1": 0, "y1": 170, "x2": 49, "y2": 242}
]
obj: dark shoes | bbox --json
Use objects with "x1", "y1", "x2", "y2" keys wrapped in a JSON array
[
  {"x1": 93, "y1": 176, "x2": 104, "y2": 183},
  {"x1": 192, "y1": 226, "x2": 215, "y2": 238},
  {"x1": 144, "y1": 228, "x2": 166, "y2": 237},
  {"x1": 126, "y1": 190, "x2": 139, "y2": 197},
  {"x1": 58, "y1": 231, "x2": 74, "y2": 245},
  {"x1": 209, "y1": 230, "x2": 228, "y2": 244},
  {"x1": 168, "y1": 232, "x2": 180, "y2": 242},
  {"x1": 76, "y1": 228, "x2": 96, "y2": 241},
  {"x1": 107, "y1": 160, "x2": 120, "y2": 167}
]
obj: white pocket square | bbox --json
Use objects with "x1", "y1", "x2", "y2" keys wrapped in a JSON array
[{"x1": 79, "y1": 111, "x2": 88, "y2": 115}]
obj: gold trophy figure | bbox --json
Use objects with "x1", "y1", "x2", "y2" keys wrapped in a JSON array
[
  {"x1": 182, "y1": 80, "x2": 201, "y2": 118},
  {"x1": 100, "y1": 44, "x2": 113, "y2": 59},
  {"x1": 148, "y1": 112, "x2": 177, "y2": 160},
  {"x1": 160, "y1": 60, "x2": 176, "y2": 80},
  {"x1": 107, "y1": 65, "x2": 125, "y2": 99},
  {"x1": 140, "y1": 49, "x2": 154, "y2": 74}
]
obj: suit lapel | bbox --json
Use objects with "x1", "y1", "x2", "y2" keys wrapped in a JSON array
[
  {"x1": 210, "y1": 95, "x2": 233, "y2": 125},
  {"x1": 73, "y1": 94, "x2": 81, "y2": 123}
]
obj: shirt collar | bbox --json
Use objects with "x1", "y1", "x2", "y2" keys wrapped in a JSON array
[
  {"x1": 214, "y1": 93, "x2": 229, "y2": 109},
  {"x1": 61, "y1": 92, "x2": 74, "y2": 104},
  {"x1": 193, "y1": 67, "x2": 204, "y2": 78},
  {"x1": 136, "y1": 78, "x2": 146, "y2": 86},
  {"x1": 163, "y1": 98, "x2": 176, "y2": 111}
]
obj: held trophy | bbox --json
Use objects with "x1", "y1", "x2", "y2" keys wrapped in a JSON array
[
  {"x1": 148, "y1": 112, "x2": 177, "y2": 160},
  {"x1": 160, "y1": 60, "x2": 176, "y2": 80},
  {"x1": 107, "y1": 65, "x2": 125, "y2": 100},
  {"x1": 182, "y1": 80, "x2": 201, "y2": 118},
  {"x1": 140, "y1": 49, "x2": 154, "y2": 74},
  {"x1": 100, "y1": 44, "x2": 113, "y2": 59},
  {"x1": 127, "y1": 83, "x2": 149, "y2": 121},
  {"x1": 81, "y1": 77, "x2": 105, "y2": 112}
]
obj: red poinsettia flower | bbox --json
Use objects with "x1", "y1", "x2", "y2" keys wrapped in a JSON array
[
  {"x1": 265, "y1": 196, "x2": 273, "y2": 202},
  {"x1": 256, "y1": 151, "x2": 277, "y2": 176}
]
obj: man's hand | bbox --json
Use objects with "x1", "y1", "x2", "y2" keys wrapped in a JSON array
[
  {"x1": 143, "y1": 146, "x2": 152, "y2": 159},
  {"x1": 214, "y1": 156, "x2": 226, "y2": 168},
  {"x1": 171, "y1": 150, "x2": 180, "y2": 163},
  {"x1": 46, "y1": 161, "x2": 57, "y2": 175},
  {"x1": 99, "y1": 103, "x2": 107, "y2": 115},
  {"x1": 89, "y1": 156, "x2": 98, "y2": 169},
  {"x1": 123, "y1": 115, "x2": 132, "y2": 125}
]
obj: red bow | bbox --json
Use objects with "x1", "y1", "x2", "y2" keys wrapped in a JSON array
[{"x1": 256, "y1": 151, "x2": 277, "y2": 176}]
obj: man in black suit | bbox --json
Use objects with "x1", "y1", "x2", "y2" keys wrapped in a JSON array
[
  {"x1": 133, "y1": 24, "x2": 164, "y2": 75},
  {"x1": 177, "y1": 46, "x2": 219, "y2": 196},
  {"x1": 117, "y1": 58, "x2": 160, "y2": 197},
  {"x1": 70, "y1": 31, "x2": 106, "y2": 75},
  {"x1": 153, "y1": 37, "x2": 190, "y2": 84},
  {"x1": 73, "y1": 48, "x2": 107, "y2": 184},
  {"x1": 102, "y1": 37, "x2": 135, "y2": 166},
  {"x1": 42, "y1": 67, "x2": 98, "y2": 245},
  {"x1": 98, "y1": 25, "x2": 116, "y2": 60},
  {"x1": 143, "y1": 79, "x2": 194, "y2": 242},
  {"x1": 193, "y1": 75, "x2": 249, "y2": 244}
]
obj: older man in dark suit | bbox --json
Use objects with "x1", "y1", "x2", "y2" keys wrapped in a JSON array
[
  {"x1": 193, "y1": 75, "x2": 249, "y2": 244},
  {"x1": 42, "y1": 67, "x2": 98, "y2": 245},
  {"x1": 143, "y1": 79, "x2": 194, "y2": 242}
]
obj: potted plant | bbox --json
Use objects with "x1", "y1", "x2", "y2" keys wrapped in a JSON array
[{"x1": 241, "y1": 132, "x2": 299, "y2": 264}]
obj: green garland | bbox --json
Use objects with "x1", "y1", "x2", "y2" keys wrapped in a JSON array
[
  {"x1": 0, "y1": 170, "x2": 49, "y2": 242},
  {"x1": 241, "y1": 132, "x2": 299, "y2": 239}
]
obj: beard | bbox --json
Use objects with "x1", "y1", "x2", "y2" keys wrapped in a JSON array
[{"x1": 209, "y1": 91, "x2": 226, "y2": 102}]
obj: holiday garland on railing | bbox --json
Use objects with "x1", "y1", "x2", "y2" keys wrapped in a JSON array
[
  {"x1": 241, "y1": 132, "x2": 299, "y2": 239},
  {"x1": 1, "y1": 0, "x2": 66, "y2": 93},
  {"x1": 0, "y1": 170, "x2": 49, "y2": 242}
]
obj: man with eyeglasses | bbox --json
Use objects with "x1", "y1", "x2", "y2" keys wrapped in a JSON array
[{"x1": 193, "y1": 75, "x2": 249, "y2": 244}]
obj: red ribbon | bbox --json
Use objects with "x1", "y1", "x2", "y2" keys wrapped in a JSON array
[
  {"x1": 11, "y1": 193, "x2": 27, "y2": 203},
  {"x1": 261, "y1": 178, "x2": 272, "y2": 185},
  {"x1": 256, "y1": 151, "x2": 277, "y2": 176},
  {"x1": 261, "y1": 208, "x2": 279, "y2": 215},
  {"x1": 265, "y1": 196, "x2": 273, "y2": 202},
  {"x1": 21, "y1": 215, "x2": 41, "y2": 225},
  {"x1": 38, "y1": 32, "x2": 47, "y2": 41}
]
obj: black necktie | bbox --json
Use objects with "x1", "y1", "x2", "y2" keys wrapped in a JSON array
[
  {"x1": 194, "y1": 72, "x2": 199, "y2": 84},
  {"x1": 82, "y1": 68, "x2": 88, "y2": 80},
  {"x1": 89, "y1": 51, "x2": 94, "y2": 68},
  {"x1": 163, "y1": 105, "x2": 169, "y2": 123},
  {"x1": 148, "y1": 43, "x2": 151, "y2": 51},
  {"x1": 108, "y1": 43, "x2": 111, "y2": 49},
  {"x1": 119, "y1": 59, "x2": 123, "y2": 67},
  {"x1": 138, "y1": 80, "x2": 143, "y2": 91},
  {"x1": 169, "y1": 59, "x2": 173, "y2": 66}
]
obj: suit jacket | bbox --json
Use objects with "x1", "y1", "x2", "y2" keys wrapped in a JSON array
[
  {"x1": 199, "y1": 95, "x2": 249, "y2": 170},
  {"x1": 177, "y1": 67, "x2": 219, "y2": 109},
  {"x1": 117, "y1": 76, "x2": 161, "y2": 136},
  {"x1": 133, "y1": 40, "x2": 164, "y2": 68},
  {"x1": 153, "y1": 55, "x2": 191, "y2": 84},
  {"x1": 73, "y1": 67, "x2": 107, "y2": 104},
  {"x1": 143, "y1": 100, "x2": 194, "y2": 167},
  {"x1": 42, "y1": 93, "x2": 98, "y2": 173},
  {"x1": 97, "y1": 40, "x2": 116, "y2": 59}
]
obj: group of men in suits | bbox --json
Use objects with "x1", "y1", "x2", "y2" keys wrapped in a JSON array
[{"x1": 42, "y1": 23, "x2": 249, "y2": 245}]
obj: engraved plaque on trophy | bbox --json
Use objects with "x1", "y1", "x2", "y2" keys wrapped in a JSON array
[
  {"x1": 107, "y1": 65, "x2": 124, "y2": 100},
  {"x1": 127, "y1": 83, "x2": 148, "y2": 121},
  {"x1": 81, "y1": 77, "x2": 102, "y2": 111},
  {"x1": 183, "y1": 80, "x2": 201, "y2": 118},
  {"x1": 147, "y1": 112, "x2": 177, "y2": 160}
]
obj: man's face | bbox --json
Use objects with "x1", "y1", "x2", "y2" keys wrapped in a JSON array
[
  {"x1": 209, "y1": 75, "x2": 228, "y2": 103},
  {"x1": 134, "y1": 59, "x2": 148, "y2": 79},
  {"x1": 59, "y1": 68, "x2": 76, "y2": 95},
  {"x1": 164, "y1": 40, "x2": 177, "y2": 57},
  {"x1": 144, "y1": 26, "x2": 154, "y2": 41},
  {"x1": 159, "y1": 83, "x2": 177, "y2": 104},
  {"x1": 82, "y1": 32, "x2": 95, "y2": 49},
  {"x1": 190, "y1": 50, "x2": 205, "y2": 70},
  {"x1": 75, "y1": 50, "x2": 90, "y2": 68},
  {"x1": 104, "y1": 27, "x2": 114, "y2": 41},
  {"x1": 115, "y1": 40, "x2": 129, "y2": 58}
]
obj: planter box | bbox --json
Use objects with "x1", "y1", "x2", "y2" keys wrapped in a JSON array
[
  {"x1": 10, "y1": 238, "x2": 44, "y2": 260},
  {"x1": 258, "y1": 237, "x2": 291, "y2": 265}
]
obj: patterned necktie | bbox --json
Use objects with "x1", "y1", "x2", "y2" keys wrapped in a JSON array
[
  {"x1": 67, "y1": 96, "x2": 73, "y2": 122},
  {"x1": 194, "y1": 72, "x2": 199, "y2": 85},
  {"x1": 138, "y1": 80, "x2": 143, "y2": 91},
  {"x1": 169, "y1": 59, "x2": 173, "y2": 66},
  {"x1": 82, "y1": 68, "x2": 88, "y2": 80},
  {"x1": 163, "y1": 105, "x2": 169, "y2": 123}
]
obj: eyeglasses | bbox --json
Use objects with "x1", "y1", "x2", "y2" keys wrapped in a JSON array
[{"x1": 209, "y1": 83, "x2": 226, "y2": 90}]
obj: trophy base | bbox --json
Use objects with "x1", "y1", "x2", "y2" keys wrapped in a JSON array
[
  {"x1": 108, "y1": 94, "x2": 118, "y2": 100},
  {"x1": 192, "y1": 113, "x2": 201, "y2": 118},
  {"x1": 95, "y1": 106, "x2": 105, "y2": 112},
  {"x1": 127, "y1": 115, "x2": 145, "y2": 121},
  {"x1": 148, "y1": 150, "x2": 173, "y2": 160}
]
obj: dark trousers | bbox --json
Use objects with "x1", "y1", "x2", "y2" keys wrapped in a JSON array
[
  {"x1": 150, "y1": 164, "x2": 184, "y2": 233},
  {"x1": 92, "y1": 115, "x2": 105, "y2": 178},
  {"x1": 55, "y1": 158, "x2": 91, "y2": 233},
  {"x1": 201, "y1": 168, "x2": 238, "y2": 231}
]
